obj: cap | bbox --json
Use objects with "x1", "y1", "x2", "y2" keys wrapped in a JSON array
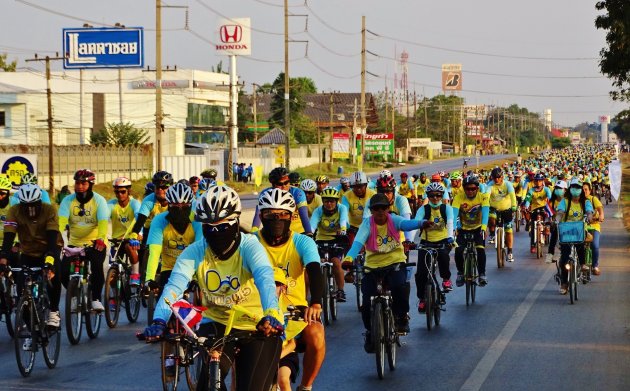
[{"x1": 370, "y1": 193, "x2": 390, "y2": 208}]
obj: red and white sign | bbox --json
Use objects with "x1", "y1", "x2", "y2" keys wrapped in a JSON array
[
  {"x1": 598, "y1": 115, "x2": 610, "y2": 124},
  {"x1": 356, "y1": 133, "x2": 394, "y2": 140},
  {"x1": 333, "y1": 133, "x2": 350, "y2": 159},
  {"x1": 216, "y1": 18, "x2": 251, "y2": 56},
  {"x1": 442, "y1": 64, "x2": 462, "y2": 91}
]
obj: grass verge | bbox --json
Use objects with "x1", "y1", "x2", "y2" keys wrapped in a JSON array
[{"x1": 621, "y1": 153, "x2": 630, "y2": 233}]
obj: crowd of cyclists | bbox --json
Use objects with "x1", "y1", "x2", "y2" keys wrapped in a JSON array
[{"x1": 0, "y1": 143, "x2": 618, "y2": 389}]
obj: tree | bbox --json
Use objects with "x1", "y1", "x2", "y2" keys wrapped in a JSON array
[
  {"x1": 595, "y1": 1, "x2": 630, "y2": 101},
  {"x1": 0, "y1": 53, "x2": 17, "y2": 72},
  {"x1": 612, "y1": 109, "x2": 630, "y2": 143},
  {"x1": 90, "y1": 122, "x2": 149, "y2": 146},
  {"x1": 551, "y1": 137, "x2": 571, "y2": 149},
  {"x1": 268, "y1": 73, "x2": 317, "y2": 127}
]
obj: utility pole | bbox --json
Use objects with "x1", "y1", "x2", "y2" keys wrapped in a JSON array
[
  {"x1": 155, "y1": 0, "x2": 163, "y2": 171},
  {"x1": 405, "y1": 90, "x2": 410, "y2": 154},
  {"x1": 423, "y1": 88, "x2": 428, "y2": 137},
  {"x1": 252, "y1": 83, "x2": 258, "y2": 144},
  {"x1": 391, "y1": 91, "x2": 395, "y2": 162},
  {"x1": 413, "y1": 91, "x2": 417, "y2": 138},
  {"x1": 26, "y1": 53, "x2": 65, "y2": 197},
  {"x1": 352, "y1": 97, "x2": 357, "y2": 164},
  {"x1": 360, "y1": 15, "x2": 366, "y2": 171},
  {"x1": 284, "y1": 0, "x2": 291, "y2": 169},
  {"x1": 329, "y1": 92, "x2": 335, "y2": 169}
]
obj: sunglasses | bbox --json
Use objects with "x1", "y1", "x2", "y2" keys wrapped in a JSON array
[
  {"x1": 114, "y1": 189, "x2": 128, "y2": 194},
  {"x1": 169, "y1": 203, "x2": 191, "y2": 209},
  {"x1": 427, "y1": 193, "x2": 442, "y2": 199},
  {"x1": 274, "y1": 180, "x2": 290, "y2": 187},
  {"x1": 370, "y1": 205, "x2": 389, "y2": 212},
  {"x1": 464, "y1": 187, "x2": 478, "y2": 191},
  {"x1": 261, "y1": 210, "x2": 292, "y2": 220},
  {"x1": 322, "y1": 199, "x2": 337, "y2": 203},
  {"x1": 205, "y1": 221, "x2": 235, "y2": 232},
  {"x1": 158, "y1": 185, "x2": 170, "y2": 190}
]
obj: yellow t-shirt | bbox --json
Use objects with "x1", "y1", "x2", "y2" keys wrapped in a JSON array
[
  {"x1": 365, "y1": 223, "x2": 406, "y2": 269},
  {"x1": 419, "y1": 206, "x2": 448, "y2": 242},
  {"x1": 306, "y1": 194, "x2": 322, "y2": 218},
  {"x1": 344, "y1": 188, "x2": 375, "y2": 228},
  {"x1": 585, "y1": 195, "x2": 602, "y2": 232},
  {"x1": 451, "y1": 191, "x2": 489, "y2": 230},
  {"x1": 109, "y1": 198, "x2": 139, "y2": 239}
]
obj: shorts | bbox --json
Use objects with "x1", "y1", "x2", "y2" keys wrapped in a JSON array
[{"x1": 279, "y1": 351, "x2": 300, "y2": 383}]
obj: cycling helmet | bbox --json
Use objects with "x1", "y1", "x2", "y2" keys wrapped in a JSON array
[
  {"x1": 288, "y1": 172, "x2": 301, "y2": 185},
  {"x1": 74, "y1": 169, "x2": 96, "y2": 184},
  {"x1": 419, "y1": 172, "x2": 427, "y2": 177},
  {"x1": 555, "y1": 180, "x2": 568, "y2": 190},
  {"x1": 269, "y1": 167, "x2": 290, "y2": 184},
  {"x1": 425, "y1": 182, "x2": 446, "y2": 194},
  {"x1": 0, "y1": 176, "x2": 12, "y2": 191},
  {"x1": 491, "y1": 167, "x2": 503, "y2": 179},
  {"x1": 144, "y1": 182, "x2": 155, "y2": 195},
  {"x1": 379, "y1": 170, "x2": 392, "y2": 179},
  {"x1": 315, "y1": 175, "x2": 330, "y2": 184},
  {"x1": 177, "y1": 178, "x2": 190, "y2": 186},
  {"x1": 463, "y1": 175, "x2": 480, "y2": 187},
  {"x1": 152, "y1": 170, "x2": 174, "y2": 185},
  {"x1": 195, "y1": 185, "x2": 241, "y2": 223},
  {"x1": 189, "y1": 176, "x2": 200, "y2": 185},
  {"x1": 17, "y1": 184, "x2": 42, "y2": 203},
  {"x1": 350, "y1": 171, "x2": 368, "y2": 186},
  {"x1": 165, "y1": 182, "x2": 194, "y2": 204},
  {"x1": 430, "y1": 173, "x2": 442, "y2": 182},
  {"x1": 513, "y1": 171, "x2": 522, "y2": 177},
  {"x1": 376, "y1": 176, "x2": 396, "y2": 190},
  {"x1": 400, "y1": 172, "x2": 408, "y2": 178},
  {"x1": 300, "y1": 179, "x2": 317, "y2": 192},
  {"x1": 112, "y1": 177, "x2": 132, "y2": 187},
  {"x1": 569, "y1": 177, "x2": 583, "y2": 188},
  {"x1": 258, "y1": 188, "x2": 296, "y2": 212},
  {"x1": 320, "y1": 187, "x2": 340, "y2": 199},
  {"x1": 199, "y1": 178, "x2": 216, "y2": 191},
  {"x1": 450, "y1": 171, "x2": 463, "y2": 180},
  {"x1": 21, "y1": 172, "x2": 38, "y2": 185},
  {"x1": 533, "y1": 173, "x2": 545, "y2": 181},
  {"x1": 200, "y1": 168, "x2": 218, "y2": 179}
]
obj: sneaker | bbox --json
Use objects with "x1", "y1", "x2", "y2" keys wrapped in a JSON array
[
  {"x1": 530, "y1": 246, "x2": 536, "y2": 254},
  {"x1": 396, "y1": 315, "x2": 410, "y2": 334},
  {"x1": 417, "y1": 300, "x2": 426, "y2": 313},
  {"x1": 47, "y1": 311, "x2": 60, "y2": 328},
  {"x1": 363, "y1": 331, "x2": 374, "y2": 354},
  {"x1": 488, "y1": 235, "x2": 495, "y2": 244},
  {"x1": 478, "y1": 274, "x2": 488, "y2": 287},
  {"x1": 581, "y1": 264, "x2": 590, "y2": 272},
  {"x1": 130, "y1": 273, "x2": 141, "y2": 286},
  {"x1": 560, "y1": 284, "x2": 568, "y2": 295},
  {"x1": 23, "y1": 338, "x2": 33, "y2": 351},
  {"x1": 455, "y1": 273, "x2": 465, "y2": 287},
  {"x1": 507, "y1": 253, "x2": 514, "y2": 262},
  {"x1": 91, "y1": 300, "x2": 105, "y2": 312},
  {"x1": 545, "y1": 253, "x2": 553, "y2": 264},
  {"x1": 442, "y1": 279, "x2": 453, "y2": 292},
  {"x1": 336, "y1": 290, "x2": 347, "y2": 303},
  {"x1": 593, "y1": 267, "x2": 601, "y2": 276}
]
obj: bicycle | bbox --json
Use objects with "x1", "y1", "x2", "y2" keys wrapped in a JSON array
[
  {"x1": 0, "y1": 268, "x2": 17, "y2": 337},
  {"x1": 416, "y1": 243, "x2": 447, "y2": 331},
  {"x1": 514, "y1": 205, "x2": 521, "y2": 232},
  {"x1": 12, "y1": 265, "x2": 61, "y2": 377},
  {"x1": 494, "y1": 213, "x2": 508, "y2": 269},
  {"x1": 350, "y1": 253, "x2": 365, "y2": 312},
  {"x1": 63, "y1": 245, "x2": 102, "y2": 345},
  {"x1": 316, "y1": 238, "x2": 348, "y2": 326},
  {"x1": 364, "y1": 262, "x2": 415, "y2": 380},
  {"x1": 531, "y1": 210, "x2": 547, "y2": 259},
  {"x1": 461, "y1": 232, "x2": 479, "y2": 307},
  {"x1": 557, "y1": 221, "x2": 587, "y2": 304},
  {"x1": 104, "y1": 239, "x2": 142, "y2": 328}
]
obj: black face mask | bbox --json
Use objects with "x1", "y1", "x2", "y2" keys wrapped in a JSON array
[
  {"x1": 260, "y1": 217, "x2": 291, "y2": 246},
  {"x1": 76, "y1": 187, "x2": 94, "y2": 204},
  {"x1": 203, "y1": 220, "x2": 241, "y2": 260},
  {"x1": 0, "y1": 194, "x2": 9, "y2": 209},
  {"x1": 167, "y1": 206, "x2": 192, "y2": 233},
  {"x1": 22, "y1": 201, "x2": 42, "y2": 219}
]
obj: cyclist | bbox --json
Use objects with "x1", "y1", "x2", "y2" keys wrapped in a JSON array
[
  {"x1": 144, "y1": 182, "x2": 155, "y2": 197},
  {"x1": 289, "y1": 172, "x2": 301, "y2": 187},
  {"x1": 582, "y1": 182, "x2": 604, "y2": 275},
  {"x1": 142, "y1": 185, "x2": 284, "y2": 391},
  {"x1": 145, "y1": 183, "x2": 203, "y2": 291},
  {"x1": 10, "y1": 173, "x2": 51, "y2": 206},
  {"x1": 300, "y1": 179, "x2": 322, "y2": 218},
  {"x1": 0, "y1": 184, "x2": 62, "y2": 327},
  {"x1": 310, "y1": 187, "x2": 349, "y2": 302},
  {"x1": 0, "y1": 176, "x2": 13, "y2": 259},
  {"x1": 341, "y1": 171, "x2": 375, "y2": 243},
  {"x1": 58, "y1": 169, "x2": 109, "y2": 312},
  {"x1": 315, "y1": 175, "x2": 329, "y2": 195},
  {"x1": 336, "y1": 177, "x2": 351, "y2": 197},
  {"x1": 448, "y1": 171, "x2": 464, "y2": 200},
  {"x1": 253, "y1": 188, "x2": 325, "y2": 391},
  {"x1": 108, "y1": 177, "x2": 141, "y2": 285},
  {"x1": 524, "y1": 173, "x2": 552, "y2": 253},
  {"x1": 415, "y1": 172, "x2": 431, "y2": 205},
  {"x1": 546, "y1": 180, "x2": 567, "y2": 264},
  {"x1": 343, "y1": 193, "x2": 431, "y2": 350},
  {"x1": 555, "y1": 178, "x2": 593, "y2": 295},
  {"x1": 486, "y1": 167, "x2": 517, "y2": 262},
  {"x1": 414, "y1": 182, "x2": 455, "y2": 313},
  {"x1": 397, "y1": 172, "x2": 417, "y2": 215},
  {"x1": 188, "y1": 176, "x2": 200, "y2": 196},
  {"x1": 252, "y1": 167, "x2": 313, "y2": 235},
  {"x1": 451, "y1": 175, "x2": 490, "y2": 287}
]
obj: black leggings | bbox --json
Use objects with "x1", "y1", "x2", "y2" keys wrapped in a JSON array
[
  {"x1": 196, "y1": 322, "x2": 282, "y2": 391},
  {"x1": 415, "y1": 239, "x2": 451, "y2": 300},
  {"x1": 17, "y1": 252, "x2": 62, "y2": 312},
  {"x1": 60, "y1": 246, "x2": 106, "y2": 301}
]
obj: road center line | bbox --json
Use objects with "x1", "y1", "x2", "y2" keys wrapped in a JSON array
[{"x1": 460, "y1": 265, "x2": 556, "y2": 391}]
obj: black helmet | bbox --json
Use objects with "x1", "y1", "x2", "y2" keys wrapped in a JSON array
[
  {"x1": 144, "y1": 182, "x2": 155, "y2": 195},
  {"x1": 288, "y1": 172, "x2": 301, "y2": 185},
  {"x1": 463, "y1": 175, "x2": 480, "y2": 187},
  {"x1": 152, "y1": 171, "x2": 174, "y2": 185},
  {"x1": 491, "y1": 167, "x2": 503, "y2": 179},
  {"x1": 200, "y1": 168, "x2": 218, "y2": 179},
  {"x1": 269, "y1": 167, "x2": 289, "y2": 184},
  {"x1": 74, "y1": 169, "x2": 96, "y2": 184}
]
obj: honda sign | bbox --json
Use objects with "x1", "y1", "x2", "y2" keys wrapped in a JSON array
[{"x1": 216, "y1": 18, "x2": 251, "y2": 56}]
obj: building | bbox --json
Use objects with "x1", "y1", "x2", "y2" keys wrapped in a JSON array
[{"x1": 0, "y1": 69, "x2": 231, "y2": 157}]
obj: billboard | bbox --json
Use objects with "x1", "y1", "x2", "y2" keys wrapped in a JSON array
[
  {"x1": 464, "y1": 105, "x2": 487, "y2": 120},
  {"x1": 599, "y1": 115, "x2": 610, "y2": 124},
  {"x1": 216, "y1": 18, "x2": 251, "y2": 56},
  {"x1": 356, "y1": 133, "x2": 394, "y2": 156},
  {"x1": 0, "y1": 154, "x2": 38, "y2": 190},
  {"x1": 63, "y1": 27, "x2": 144, "y2": 69},
  {"x1": 442, "y1": 64, "x2": 462, "y2": 91},
  {"x1": 333, "y1": 133, "x2": 350, "y2": 159},
  {"x1": 408, "y1": 138, "x2": 431, "y2": 148}
]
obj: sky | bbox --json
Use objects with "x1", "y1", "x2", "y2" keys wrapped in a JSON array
[{"x1": 1, "y1": 0, "x2": 627, "y2": 127}]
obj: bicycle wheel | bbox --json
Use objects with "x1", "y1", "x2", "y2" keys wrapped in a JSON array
[
  {"x1": 354, "y1": 268, "x2": 363, "y2": 312},
  {"x1": 161, "y1": 339, "x2": 180, "y2": 391},
  {"x1": 40, "y1": 294, "x2": 60, "y2": 369},
  {"x1": 372, "y1": 301, "x2": 385, "y2": 380},
  {"x1": 568, "y1": 261, "x2": 575, "y2": 305},
  {"x1": 104, "y1": 267, "x2": 121, "y2": 328},
  {"x1": 85, "y1": 282, "x2": 102, "y2": 339},
  {"x1": 496, "y1": 228, "x2": 505, "y2": 269},
  {"x1": 425, "y1": 283, "x2": 433, "y2": 330},
  {"x1": 14, "y1": 296, "x2": 35, "y2": 377},
  {"x1": 515, "y1": 211, "x2": 520, "y2": 232},
  {"x1": 433, "y1": 289, "x2": 441, "y2": 326},
  {"x1": 330, "y1": 274, "x2": 337, "y2": 322},
  {"x1": 536, "y1": 227, "x2": 543, "y2": 259},
  {"x1": 124, "y1": 279, "x2": 142, "y2": 323},
  {"x1": 464, "y1": 252, "x2": 472, "y2": 307},
  {"x1": 321, "y1": 267, "x2": 330, "y2": 326},
  {"x1": 573, "y1": 266, "x2": 579, "y2": 302},
  {"x1": 65, "y1": 278, "x2": 83, "y2": 345},
  {"x1": 184, "y1": 343, "x2": 202, "y2": 390},
  {"x1": 1, "y1": 277, "x2": 15, "y2": 337},
  {"x1": 148, "y1": 289, "x2": 157, "y2": 326},
  {"x1": 471, "y1": 255, "x2": 477, "y2": 304},
  {"x1": 385, "y1": 307, "x2": 397, "y2": 371}
]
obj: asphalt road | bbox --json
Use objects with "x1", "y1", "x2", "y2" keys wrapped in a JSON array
[{"x1": 1, "y1": 161, "x2": 629, "y2": 390}]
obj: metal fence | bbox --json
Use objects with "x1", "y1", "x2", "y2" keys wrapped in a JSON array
[{"x1": 0, "y1": 144, "x2": 154, "y2": 190}]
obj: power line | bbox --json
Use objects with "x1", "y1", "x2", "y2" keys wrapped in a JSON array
[{"x1": 303, "y1": 1, "x2": 361, "y2": 36}]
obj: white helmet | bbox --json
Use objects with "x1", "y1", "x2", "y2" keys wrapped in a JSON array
[
  {"x1": 379, "y1": 169, "x2": 392, "y2": 178},
  {"x1": 340, "y1": 177, "x2": 350, "y2": 185},
  {"x1": 195, "y1": 185, "x2": 241, "y2": 223},
  {"x1": 425, "y1": 182, "x2": 446, "y2": 194},
  {"x1": 165, "y1": 182, "x2": 194, "y2": 204},
  {"x1": 112, "y1": 176, "x2": 132, "y2": 187},
  {"x1": 17, "y1": 184, "x2": 42, "y2": 203},
  {"x1": 351, "y1": 171, "x2": 368, "y2": 186},
  {"x1": 300, "y1": 179, "x2": 317, "y2": 192},
  {"x1": 555, "y1": 180, "x2": 568, "y2": 190},
  {"x1": 258, "y1": 188, "x2": 296, "y2": 212}
]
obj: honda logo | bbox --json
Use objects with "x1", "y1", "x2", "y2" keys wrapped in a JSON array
[{"x1": 220, "y1": 25, "x2": 242, "y2": 43}]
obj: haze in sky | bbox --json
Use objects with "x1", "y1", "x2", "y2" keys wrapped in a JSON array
[{"x1": 2, "y1": 0, "x2": 626, "y2": 127}]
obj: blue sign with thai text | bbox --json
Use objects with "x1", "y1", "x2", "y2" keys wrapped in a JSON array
[{"x1": 63, "y1": 27, "x2": 144, "y2": 69}]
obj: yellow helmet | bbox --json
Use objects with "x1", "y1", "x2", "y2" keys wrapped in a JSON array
[
  {"x1": 320, "y1": 187, "x2": 340, "y2": 199},
  {"x1": 0, "y1": 175, "x2": 12, "y2": 191}
]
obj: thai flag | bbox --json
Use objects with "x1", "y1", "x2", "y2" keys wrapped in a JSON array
[
  {"x1": 172, "y1": 299, "x2": 206, "y2": 330},
  {"x1": 544, "y1": 201, "x2": 554, "y2": 218}
]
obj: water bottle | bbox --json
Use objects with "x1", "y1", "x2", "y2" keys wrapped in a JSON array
[{"x1": 32, "y1": 284, "x2": 38, "y2": 299}]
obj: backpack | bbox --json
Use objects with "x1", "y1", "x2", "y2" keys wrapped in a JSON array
[{"x1": 422, "y1": 203, "x2": 447, "y2": 240}]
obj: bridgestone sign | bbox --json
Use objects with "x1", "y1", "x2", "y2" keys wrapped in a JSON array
[{"x1": 216, "y1": 18, "x2": 251, "y2": 56}]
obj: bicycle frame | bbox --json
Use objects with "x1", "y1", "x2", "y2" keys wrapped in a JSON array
[
  {"x1": 317, "y1": 241, "x2": 345, "y2": 326},
  {"x1": 417, "y1": 243, "x2": 446, "y2": 330},
  {"x1": 461, "y1": 232, "x2": 478, "y2": 306}
]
